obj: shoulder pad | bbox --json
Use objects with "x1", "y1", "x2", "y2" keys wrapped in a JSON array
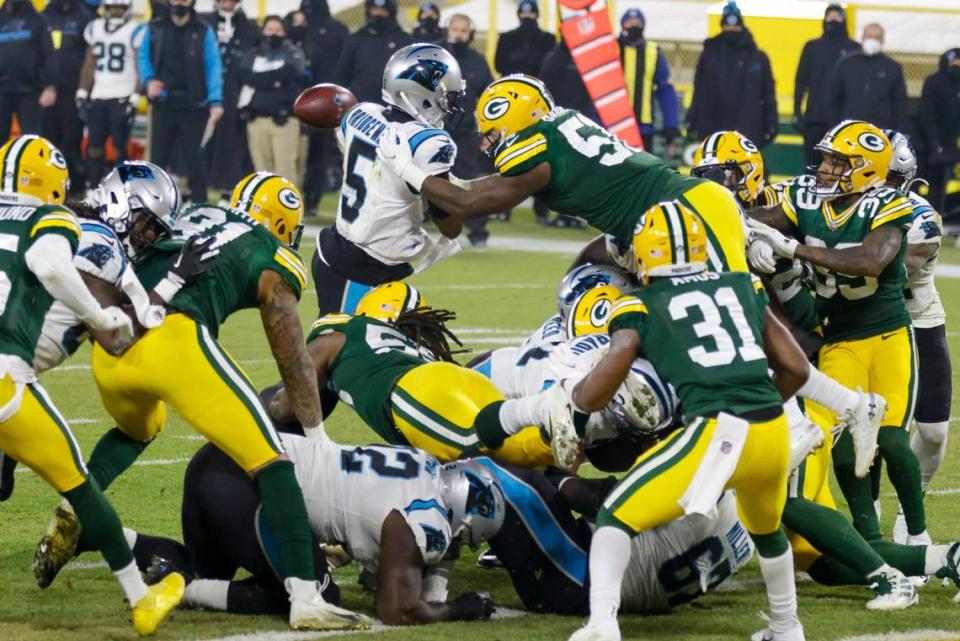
[
  {"x1": 409, "y1": 127, "x2": 456, "y2": 175},
  {"x1": 403, "y1": 497, "x2": 452, "y2": 566},
  {"x1": 610, "y1": 295, "x2": 647, "y2": 322},
  {"x1": 75, "y1": 221, "x2": 127, "y2": 285},
  {"x1": 309, "y1": 313, "x2": 353, "y2": 334}
]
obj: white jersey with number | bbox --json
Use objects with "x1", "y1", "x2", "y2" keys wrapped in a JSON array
[
  {"x1": 281, "y1": 434, "x2": 452, "y2": 569},
  {"x1": 519, "y1": 313, "x2": 565, "y2": 352},
  {"x1": 620, "y1": 491, "x2": 754, "y2": 613},
  {"x1": 35, "y1": 221, "x2": 127, "y2": 373},
  {"x1": 904, "y1": 193, "x2": 945, "y2": 328},
  {"x1": 335, "y1": 103, "x2": 457, "y2": 266},
  {"x1": 84, "y1": 19, "x2": 146, "y2": 100}
]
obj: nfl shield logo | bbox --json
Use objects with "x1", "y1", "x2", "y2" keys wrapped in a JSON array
[{"x1": 720, "y1": 440, "x2": 733, "y2": 454}]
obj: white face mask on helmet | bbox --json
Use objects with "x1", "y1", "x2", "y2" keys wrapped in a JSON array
[{"x1": 382, "y1": 43, "x2": 466, "y2": 127}]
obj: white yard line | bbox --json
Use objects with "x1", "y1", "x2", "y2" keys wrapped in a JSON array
[
  {"x1": 15, "y1": 457, "x2": 191, "y2": 474},
  {"x1": 454, "y1": 327, "x2": 536, "y2": 335},
  {"x1": 837, "y1": 631, "x2": 960, "y2": 641}
]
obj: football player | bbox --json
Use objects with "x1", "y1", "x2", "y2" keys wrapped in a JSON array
[
  {"x1": 748, "y1": 121, "x2": 930, "y2": 546},
  {"x1": 883, "y1": 130, "x2": 951, "y2": 544},
  {"x1": 100, "y1": 437, "x2": 502, "y2": 625},
  {"x1": 314, "y1": 43, "x2": 464, "y2": 316},
  {"x1": 377, "y1": 74, "x2": 750, "y2": 273},
  {"x1": 35, "y1": 172, "x2": 369, "y2": 631},
  {"x1": 77, "y1": 0, "x2": 146, "y2": 183},
  {"x1": 0, "y1": 136, "x2": 182, "y2": 635}
]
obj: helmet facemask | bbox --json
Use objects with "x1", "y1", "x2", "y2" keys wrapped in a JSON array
[{"x1": 813, "y1": 149, "x2": 858, "y2": 200}]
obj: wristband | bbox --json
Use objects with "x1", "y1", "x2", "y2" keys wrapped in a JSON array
[
  {"x1": 75, "y1": 88, "x2": 89, "y2": 101},
  {"x1": 153, "y1": 272, "x2": 185, "y2": 304}
]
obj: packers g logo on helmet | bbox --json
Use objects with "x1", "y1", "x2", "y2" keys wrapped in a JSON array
[
  {"x1": 691, "y1": 131, "x2": 765, "y2": 203},
  {"x1": 482, "y1": 97, "x2": 510, "y2": 120},
  {"x1": 230, "y1": 172, "x2": 304, "y2": 248},
  {"x1": 0, "y1": 135, "x2": 70, "y2": 205},
  {"x1": 355, "y1": 282, "x2": 427, "y2": 323},
  {"x1": 633, "y1": 201, "x2": 708, "y2": 285},
  {"x1": 565, "y1": 284, "x2": 619, "y2": 338},
  {"x1": 857, "y1": 131, "x2": 886, "y2": 152},
  {"x1": 476, "y1": 75, "x2": 555, "y2": 157},
  {"x1": 814, "y1": 120, "x2": 892, "y2": 199}
]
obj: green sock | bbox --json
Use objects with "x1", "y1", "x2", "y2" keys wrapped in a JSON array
[
  {"x1": 869, "y1": 540, "x2": 927, "y2": 577},
  {"x1": 870, "y1": 457, "x2": 883, "y2": 502},
  {"x1": 782, "y1": 497, "x2": 885, "y2": 576},
  {"x1": 256, "y1": 460, "x2": 316, "y2": 581},
  {"x1": 832, "y1": 429, "x2": 881, "y2": 541},
  {"x1": 807, "y1": 555, "x2": 867, "y2": 586},
  {"x1": 86, "y1": 427, "x2": 148, "y2": 491},
  {"x1": 751, "y1": 527, "x2": 789, "y2": 558},
  {"x1": 473, "y1": 401, "x2": 507, "y2": 449},
  {"x1": 63, "y1": 480, "x2": 133, "y2": 571},
  {"x1": 878, "y1": 427, "x2": 926, "y2": 535}
]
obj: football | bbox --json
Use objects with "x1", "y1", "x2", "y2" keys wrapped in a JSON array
[{"x1": 293, "y1": 83, "x2": 358, "y2": 129}]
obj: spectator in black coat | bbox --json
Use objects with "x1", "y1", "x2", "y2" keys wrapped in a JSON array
[
  {"x1": 494, "y1": 0, "x2": 554, "y2": 77},
  {"x1": 686, "y1": 2, "x2": 777, "y2": 148},
  {"x1": 0, "y1": 0, "x2": 57, "y2": 142},
  {"x1": 412, "y1": 3, "x2": 443, "y2": 44},
  {"x1": 794, "y1": 3, "x2": 860, "y2": 166},
  {"x1": 334, "y1": 0, "x2": 412, "y2": 104},
  {"x1": 826, "y1": 23, "x2": 907, "y2": 133},
  {"x1": 200, "y1": 0, "x2": 259, "y2": 195},
  {"x1": 918, "y1": 48, "x2": 960, "y2": 214},
  {"x1": 539, "y1": 40, "x2": 597, "y2": 122}
]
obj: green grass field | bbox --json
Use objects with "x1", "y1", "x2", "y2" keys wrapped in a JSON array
[{"x1": 2, "y1": 215, "x2": 960, "y2": 641}]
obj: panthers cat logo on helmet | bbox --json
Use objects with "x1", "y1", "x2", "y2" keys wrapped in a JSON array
[
  {"x1": 395, "y1": 58, "x2": 449, "y2": 91},
  {"x1": 0, "y1": 135, "x2": 70, "y2": 205},
  {"x1": 354, "y1": 282, "x2": 426, "y2": 323},
  {"x1": 476, "y1": 75, "x2": 555, "y2": 158},
  {"x1": 231, "y1": 172, "x2": 304, "y2": 249},
  {"x1": 565, "y1": 284, "x2": 620, "y2": 338},
  {"x1": 556, "y1": 264, "x2": 634, "y2": 318},
  {"x1": 691, "y1": 131, "x2": 765, "y2": 204},
  {"x1": 813, "y1": 120, "x2": 892, "y2": 199},
  {"x1": 632, "y1": 201, "x2": 708, "y2": 285}
]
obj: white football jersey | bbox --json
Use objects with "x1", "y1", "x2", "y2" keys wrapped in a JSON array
[
  {"x1": 35, "y1": 221, "x2": 127, "y2": 373},
  {"x1": 620, "y1": 491, "x2": 754, "y2": 613},
  {"x1": 335, "y1": 103, "x2": 457, "y2": 266},
  {"x1": 281, "y1": 434, "x2": 452, "y2": 569},
  {"x1": 904, "y1": 192, "x2": 945, "y2": 328},
  {"x1": 519, "y1": 313, "x2": 566, "y2": 353},
  {"x1": 84, "y1": 19, "x2": 146, "y2": 100}
]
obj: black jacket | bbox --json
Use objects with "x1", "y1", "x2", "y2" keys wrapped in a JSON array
[
  {"x1": 334, "y1": 20, "x2": 412, "y2": 103},
  {"x1": 0, "y1": 1, "x2": 57, "y2": 94},
  {"x1": 494, "y1": 21, "x2": 554, "y2": 76},
  {"x1": 239, "y1": 41, "x2": 308, "y2": 119},
  {"x1": 918, "y1": 50, "x2": 960, "y2": 162},
  {"x1": 539, "y1": 43, "x2": 598, "y2": 122},
  {"x1": 42, "y1": 0, "x2": 93, "y2": 90},
  {"x1": 412, "y1": 24, "x2": 443, "y2": 44},
  {"x1": 687, "y1": 29, "x2": 777, "y2": 146},
  {"x1": 199, "y1": 8, "x2": 259, "y2": 81},
  {"x1": 296, "y1": 0, "x2": 348, "y2": 85},
  {"x1": 794, "y1": 30, "x2": 860, "y2": 124},
  {"x1": 827, "y1": 51, "x2": 908, "y2": 132},
  {"x1": 442, "y1": 41, "x2": 494, "y2": 178}
]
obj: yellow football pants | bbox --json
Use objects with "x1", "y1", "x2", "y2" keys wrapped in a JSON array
[
  {"x1": 0, "y1": 375, "x2": 86, "y2": 493},
  {"x1": 92, "y1": 313, "x2": 284, "y2": 472},
  {"x1": 600, "y1": 413, "x2": 790, "y2": 536},
  {"x1": 679, "y1": 180, "x2": 749, "y2": 273},
  {"x1": 806, "y1": 326, "x2": 917, "y2": 430},
  {"x1": 390, "y1": 361, "x2": 555, "y2": 468}
]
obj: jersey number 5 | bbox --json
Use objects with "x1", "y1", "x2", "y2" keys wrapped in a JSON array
[
  {"x1": 668, "y1": 287, "x2": 765, "y2": 368},
  {"x1": 341, "y1": 139, "x2": 376, "y2": 223}
]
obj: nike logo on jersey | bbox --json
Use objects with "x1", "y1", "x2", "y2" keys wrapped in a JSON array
[{"x1": 880, "y1": 332, "x2": 897, "y2": 340}]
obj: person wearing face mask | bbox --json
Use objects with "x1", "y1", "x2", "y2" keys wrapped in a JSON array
[
  {"x1": 199, "y1": 0, "x2": 258, "y2": 198},
  {"x1": 686, "y1": 1, "x2": 777, "y2": 149},
  {"x1": 794, "y1": 4, "x2": 861, "y2": 167},
  {"x1": 334, "y1": 0, "x2": 412, "y2": 104},
  {"x1": 917, "y1": 48, "x2": 960, "y2": 214},
  {"x1": 826, "y1": 23, "x2": 907, "y2": 134},
  {"x1": 137, "y1": 0, "x2": 224, "y2": 205},
  {"x1": 618, "y1": 8, "x2": 679, "y2": 156},
  {"x1": 413, "y1": 3, "x2": 443, "y2": 44},
  {"x1": 237, "y1": 16, "x2": 308, "y2": 186},
  {"x1": 0, "y1": 0, "x2": 57, "y2": 143},
  {"x1": 494, "y1": 1, "x2": 555, "y2": 77}
]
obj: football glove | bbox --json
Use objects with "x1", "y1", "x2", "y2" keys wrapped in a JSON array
[
  {"x1": 447, "y1": 592, "x2": 495, "y2": 621},
  {"x1": 746, "y1": 218, "x2": 799, "y2": 259},
  {"x1": 75, "y1": 89, "x2": 90, "y2": 123},
  {"x1": 747, "y1": 236, "x2": 777, "y2": 274},
  {"x1": 154, "y1": 235, "x2": 218, "y2": 303}
]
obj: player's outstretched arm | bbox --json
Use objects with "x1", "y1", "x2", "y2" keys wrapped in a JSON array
[
  {"x1": 571, "y1": 328, "x2": 640, "y2": 412},
  {"x1": 794, "y1": 226, "x2": 903, "y2": 278},
  {"x1": 420, "y1": 166, "x2": 551, "y2": 220},
  {"x1": 377, "y1": 512, "x2": 494, "y2": 625},
  {"x1": 257, "y1": 270, "x2": 323, "y2": 429},
  {"x1": 761, "y1": 308, "x2": 810, "y2": 400}
]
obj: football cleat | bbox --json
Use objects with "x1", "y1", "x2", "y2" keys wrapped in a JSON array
[
  {"x1": 789, "y1": 420, "x2": 824, "y2": 471},
  {"x1": 476, "y1": 548, "x2": 504, "y2": 570},
  {"x1": 839, "y1": 392, "x2": 885, "y2": 478},
  {"x1": 934, "y1": 541, "x2": 960, "y2": 602},
  {"x1": 541, "y1": 383, "x2": 581, "y2": 470},
  {"x1": 132, "y1": 571, "x2": 185, "y2": 636},
  {"x1": 568, "y1": 618, "x2": 621, "y2": 641},
  {"x1": 866, "y1": 567, "x2": 917, "y2": 610},
  {"x1": 286, "y1": 577, "x2": 373, "y2": 630},
  {"x1": 34, "y1": 500, "x2": 81, "y2": 589},
  {"x1": 751, "y1": 614, "x2": 806, "y2": 641}
]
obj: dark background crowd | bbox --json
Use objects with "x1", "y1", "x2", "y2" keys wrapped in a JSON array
[{"x1": 0, "y1": 0, "x2": 957, "y2": 232}]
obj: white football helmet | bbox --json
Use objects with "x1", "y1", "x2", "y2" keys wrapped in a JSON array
[
  {"x1": 382, "y1": 43, "x2": 465, "y2": 127},
  {"x1": 883, "y1": 129, "x2": 926, "y2": 193}
]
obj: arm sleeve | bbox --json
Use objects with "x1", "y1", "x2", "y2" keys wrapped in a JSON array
[
  {"x1": 137, "y1": 25, "x2": 154, "y2": 83},
  {"x1": 653, "y1": 52, "x2": 679, "y2": 131},
  {"x1": 24, "y1": 234, "x2": 106, "y2": 324},
  {"x1": 203, "y1": 25, "x2": 224, "y2": 106},
  {"x1": 794, "y1": 43, "x2": 811, "y2": 118}
]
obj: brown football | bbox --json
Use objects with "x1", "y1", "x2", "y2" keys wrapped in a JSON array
[{"x1": 293, "y1": 83, "x2": 358, "y2": 129}]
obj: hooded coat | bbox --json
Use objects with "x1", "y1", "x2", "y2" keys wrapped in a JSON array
[
  {"x1": 794, "y1": 24, "x2": 860, "y2": 125},
  {"x1": 297, "y1": 0, "x2": 349, "y2": 85},
  {"x1": 826, "y1": 48, "x2": 908, "y2": 132},
  {"x1": 334, "y1": 16, "x2": 411, "y2": 104},
  {"x1": 918, "y1": 49, "x2": 960, "y2": 163}
]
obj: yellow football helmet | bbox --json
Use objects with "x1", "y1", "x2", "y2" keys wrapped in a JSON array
[
  {"x1": 476, "y1": 74, "x2": 555, "y2": 158},
  {"x1": 0, "y1": 135, "x2": 70, "y2": 204},
  {"x1": 813, "y1": 120, "x2": 892, "y2": 199},
  {"x1": 230, "y1": 172, "x2": 304, "y2": 248},
  {"x1": 633, "y1": 201, "x2": 708, "y2": 285},
  {"x1": 355, "y1": 282, "x2": 426, "y2": 323},
  {"x1": 691, "y1": 131, "x2": 765, "y2": 203},
  {"x1": 565, "y1": 284, "x2": 619, "y2": 338}
]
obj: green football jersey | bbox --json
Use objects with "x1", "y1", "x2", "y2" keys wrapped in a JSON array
[
  {"x1": 780, "y1": 180, "x2": 912, "y2": 343},
  {"x1": 307, "y1": 314, "x2": 432, "y2": 444},
  {"x1": 609, "y1": 271, "x2": 782, "y2": 420},
  {"x1": 495, "y1": 109, "x2": 702, "y2": 243},
  {"x1": 0, "y1": 202, "x2": 81, "y2": 364},
  {"x1": 137, "y1": 205, "x2": 308, "y2": 337}
]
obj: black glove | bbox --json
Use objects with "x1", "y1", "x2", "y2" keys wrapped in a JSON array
[
  {"x1": 447, "y1": 592, "x2": 495, "y2": 621},
  {"x1": 170, "y1": 235, "x2": 219, "y2": 281},
  {"x1": 76, "y1": 97, "x2": 90, "y2": 123}
]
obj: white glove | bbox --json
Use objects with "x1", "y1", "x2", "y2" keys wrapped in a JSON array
[
  {"x1": 377, "y1": 126, "x2": 428, "y2": 190},
  {"x1": 746, "y1": 219, "x2": 799, "y2": 259},
  {"x1": 747, "y1": 237, "x2": 777, "y2": 274},
  {"x1": 85, "y1": 306, "x2": 134, "y2": 339},
  {"x1": 136, "y1": 304, "x2": 166, "y2": 329}
]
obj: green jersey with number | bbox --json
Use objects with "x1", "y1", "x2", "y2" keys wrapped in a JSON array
[
  {"x1": 494, "y1": 109, "x2": 702, "y2": 242},
  {"x1": 0, "y1": 202, "x2": 81, "y2": 364},
  {"x1": 609, "y1": 271, "x2": 782, "y2": 420},
  {"x1": 780, "y1": 182, "x2": 912, "y2": 343},
  {"x1": 307, "y1": 314, "x2": 433, "y2": 443},
  {"x1": 137, "y1": 205, "x2": 308, "y2": 337}
]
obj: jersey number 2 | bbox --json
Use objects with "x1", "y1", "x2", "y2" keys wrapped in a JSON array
[
  {"x1": 341, "y1": 447, "x2": 420, "y2": 479},
  {"x1": 340, "y1": 140, "x2": 376, "y2": 223}
]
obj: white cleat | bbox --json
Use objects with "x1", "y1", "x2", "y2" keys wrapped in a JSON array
[
  {"x1": 933, "y1": 541, "x2": 960, "y2": 602},
  {"x1": 751, "y1": 615, "x2": 806, "y2": 641},
  {"x1": 286, "y1": 578, "x2": 372, "y2": 631},
  {"x1": 866, "y1": 567, "x2": 918, "y2": 610},
  {"x1": 907, "y1": 530, "x2": 933, "y2": 546},
  {"x1": 568, "y1": 618, "x2": 621, "y2": 641},
  {"x1": 893, "y1": 505, "x2": 908, "y2": 545},
  {"x1": 789, "y1": 420, "x2": 824, "y2": 471},
  {"x1": 840, "y1": 392, "x2": 886, "y2": 478},
  {"x1": 541, "y1": 383, "x2": 581, "y2": 470}
]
